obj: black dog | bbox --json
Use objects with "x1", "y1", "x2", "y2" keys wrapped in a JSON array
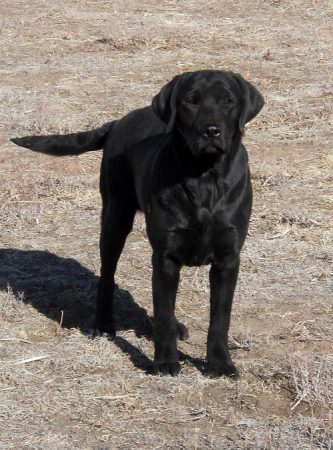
[{"x1": 12, "y1": 70, "x2": 264, "y2": 378}]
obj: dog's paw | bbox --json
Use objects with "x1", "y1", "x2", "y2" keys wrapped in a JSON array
[
  {"x1": 206, "y1": 362, "x2": 240, "y2": 380},
  {"x1": 92, "y1": 324, "x2": 116, "y2": 339},
  {"x1": 154, "y1": 361, "x2": 181, "y2": 376},
  {"x1": 176, "y1": 320, "x2": 189, "y2": 341}
]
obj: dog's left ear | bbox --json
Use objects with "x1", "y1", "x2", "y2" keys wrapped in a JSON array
[
  {"x1": 152, "y1": 73, "x2": 190, "y2": 133},
  {"x1": 234, "y1": 74, "x2": 265, "y2": 133}
]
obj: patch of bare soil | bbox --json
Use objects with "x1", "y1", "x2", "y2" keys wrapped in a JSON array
[{"x1": 1, "y1": 1, "x2": 332, "y2": 449}]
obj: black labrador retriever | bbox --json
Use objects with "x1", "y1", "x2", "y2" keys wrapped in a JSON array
[{"x1": 12, "y1": 70, "x2": 264, "y2": 378}]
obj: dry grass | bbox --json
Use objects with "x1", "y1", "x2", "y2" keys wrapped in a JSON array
[{"x1": 1, "y1": 0, "x2": 332, "y2": 449}]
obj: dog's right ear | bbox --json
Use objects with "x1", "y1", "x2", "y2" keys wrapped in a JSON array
[{"x1": 152, "y1": 73, "x2": 190, "y2": 133}]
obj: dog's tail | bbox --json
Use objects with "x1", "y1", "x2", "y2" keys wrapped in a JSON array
[{"x1": 11, "y1": 122, "x2": 114, "y2": 156}]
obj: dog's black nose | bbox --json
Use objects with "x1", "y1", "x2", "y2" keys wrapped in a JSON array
[{"x1": 204, "y1": 126, "x2": 221, "y2": 138}]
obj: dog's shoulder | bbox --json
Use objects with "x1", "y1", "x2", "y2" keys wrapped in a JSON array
[{"x1": 126, "y1": 133, "x2": 182, "y2": 210}]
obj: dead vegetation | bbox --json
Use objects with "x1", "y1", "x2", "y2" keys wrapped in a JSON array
[{"x1": 0, "y1": 0, "x2": 332, "y2": 449}]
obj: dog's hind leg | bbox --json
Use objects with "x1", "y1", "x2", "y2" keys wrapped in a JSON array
[
  {"x1": 94, "y1": 197, "x2": 136, "y2": 336},
  {"x1": 94, "y1": 152, "x2": 137, "y2": 337}
]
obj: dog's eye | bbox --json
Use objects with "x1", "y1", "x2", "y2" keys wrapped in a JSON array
[
  {"x1": 222, "y1": 96, "x2": 233, "y2": 104},
  {"x1": 185, "y1": 95, "x2": 200, "y2": 105}
]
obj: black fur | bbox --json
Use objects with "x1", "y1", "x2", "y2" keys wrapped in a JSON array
[{"x1": 12, "y1": 70, "x2": 264, "y2": 378}]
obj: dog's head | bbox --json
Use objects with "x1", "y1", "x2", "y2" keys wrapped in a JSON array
[{"x1": 152, "y1": 70, "x2": 264, "y2": 159}]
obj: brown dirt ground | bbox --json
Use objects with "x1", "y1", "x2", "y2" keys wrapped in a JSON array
[{"x1": 0, "y1": 1, "x2": 332, "y2": 449}]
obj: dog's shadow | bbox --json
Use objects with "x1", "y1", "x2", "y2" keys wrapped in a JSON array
[
  {"x1": 0, "y1": 249, "x2": 205, "y2": 374},
  {"x1": 0, "y1": 249, "x2": 157, "y2": 372}
]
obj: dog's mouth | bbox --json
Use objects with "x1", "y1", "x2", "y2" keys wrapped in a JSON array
[
  {"x1": 200, "y1": 143, "x2": 224, "y2": 155},
  {"x1": 194, "y1": 137, "x2": 228, "y2": 159}
]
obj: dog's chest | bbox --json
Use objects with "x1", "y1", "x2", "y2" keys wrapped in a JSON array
[{"x1": 148, "y1": 171, "x2": 238, "y2": 266}]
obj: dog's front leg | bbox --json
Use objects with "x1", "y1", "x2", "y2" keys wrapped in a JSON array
[
  {"x1": 152, "y1": 254, "x2": 181, "y2": 376},
  {"x1": 207, "y1": 258, "x2": 240, "y2": 379}
]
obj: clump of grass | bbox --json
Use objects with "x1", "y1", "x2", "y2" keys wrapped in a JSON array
[{"x1": 289, "y1": 355, "x2": 333, "y2": 412}]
